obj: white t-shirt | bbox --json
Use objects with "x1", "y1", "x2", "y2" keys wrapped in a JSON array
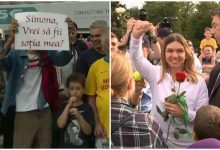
[
  {"x1": 16, "y1": 53, "x2": 47, "y2": 112},
  {"x1": 129, "y1": 35, "x2": 209, "y2": 148}
]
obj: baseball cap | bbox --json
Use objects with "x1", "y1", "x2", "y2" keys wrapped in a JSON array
[{"x1": 157, "y1": 27, "x2": 172, "y2": 38}]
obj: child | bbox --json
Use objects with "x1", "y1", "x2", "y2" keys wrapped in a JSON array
[
  {"x1": 193, "y1": 105, "x2": 220, "y2": 141},
  {"x1": 188, "y1": 105, "x2": 220, "y2": 148},
  {"x1": 200, "y1": 27, "x2": 218, "y2": 55},
  {"x1": 199, "y1": 45, "x2": 216, "y2": 81},
  {"x1": 57, "y1": 73, "x2": 94, "y2": 148}
]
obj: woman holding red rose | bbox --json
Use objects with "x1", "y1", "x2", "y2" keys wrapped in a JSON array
[{"x1": 129, "y1": 20, "x2": 209, "y2": 148}]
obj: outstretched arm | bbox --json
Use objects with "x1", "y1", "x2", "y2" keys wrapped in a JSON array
[{"x1": 129, "y1": 20, "x2": 159, "y2": 85}]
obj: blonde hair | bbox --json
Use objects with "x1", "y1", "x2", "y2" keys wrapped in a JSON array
[
  {"x1": 158, "y1": 33, "x2": 203, "y2": 83},
  {"x1": 111, "y1": 53, "x2": 133, "y2": 97}
]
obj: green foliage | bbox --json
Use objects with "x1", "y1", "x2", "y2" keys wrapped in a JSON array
[
  {"x1": 111, "y1": 2, "x2": 127, "y2": 39},
  {"x1": 112, "y1": 1, "x2": 220, "y2": 50},
  {"x1": 186, "y1": 2, "x2": 220, "y2": 52}
]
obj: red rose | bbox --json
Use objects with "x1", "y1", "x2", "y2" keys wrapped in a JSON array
[{"x1": 176, "y1": 71, "x2": 187, "y2": 83}]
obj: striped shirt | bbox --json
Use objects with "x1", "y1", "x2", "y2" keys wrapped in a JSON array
[{"x1": 111, "y1": 98, "x2": 167, "y2": 148}]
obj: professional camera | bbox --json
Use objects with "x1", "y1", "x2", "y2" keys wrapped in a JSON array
[
  {"x1": 159, "y1": 16, "x2": 177, "y2": 29},
  {"x1": 138, "y1": 9, "x2": 159, "y2": 46},
  {"x1": 139, "y1": 9, "x2": 148, "y2": 21}
]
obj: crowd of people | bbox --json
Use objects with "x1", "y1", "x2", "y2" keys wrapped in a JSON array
[
  {"x1": 0, "y1": 14, "x2": 109, "y2": 148},
  {"x1": 111, "y1": 7, "x2": 220, "y2": 148},
  {"x1": 1, "y1": 4, "x2": 220, "y2": 149}
]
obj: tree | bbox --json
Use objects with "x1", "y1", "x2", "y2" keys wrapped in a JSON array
[
  {"x1": 111, "y1": 2, "x2": 127, "y2": 39},
  {"x1": 186, "y1": 2, "x2": 220, "y2": 51},
  {"x1": 111, "y1": 1, "x2": 220, "y2": 50}
]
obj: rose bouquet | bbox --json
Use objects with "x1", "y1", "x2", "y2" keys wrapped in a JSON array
[{"x1": 156, "y1": 71, "x2": 192, "y2": 141}]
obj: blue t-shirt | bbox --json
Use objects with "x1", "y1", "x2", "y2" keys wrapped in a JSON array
[{"x1": 75, "y1": 48, "x2": 105, "y2": 77}]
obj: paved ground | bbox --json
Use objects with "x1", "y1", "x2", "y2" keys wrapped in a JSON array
[{"x1": 0, "y1": 135, "x2": 3, "y2": 148}]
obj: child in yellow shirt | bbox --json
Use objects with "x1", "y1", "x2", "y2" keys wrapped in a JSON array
[{"x1": 200, "y1": 27, "x2": 218, "y2": 55}]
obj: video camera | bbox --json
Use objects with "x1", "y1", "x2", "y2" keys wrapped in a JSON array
[
  {"x1": 138, "y1": 9, "x2": 157, "y2": 44},
  {"x1": 139, "y1": 9, "x2": 148, "y2": 21},
  {"x1": 138, "y1": 9, "x2": 177, "y2": 29}
]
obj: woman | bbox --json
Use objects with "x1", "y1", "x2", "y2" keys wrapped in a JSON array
[
  {"x1": 111, "y1": 53, "x2": 166, "y2": 148},
  {"x1": 129, "y1": 20, "x2": 209, "y2": 148}
]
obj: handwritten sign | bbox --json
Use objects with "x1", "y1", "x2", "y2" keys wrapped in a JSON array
[{"x1": 15, "y1": 12, "x2": 69, "y2": 51}]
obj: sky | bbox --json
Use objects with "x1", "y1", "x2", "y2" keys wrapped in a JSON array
[
  {"x1": 120, "y1": 1, "x2": 144, "y2": 9},
  {"x1": 119, "y1": 1, "x2": 202, "y2": 9}
]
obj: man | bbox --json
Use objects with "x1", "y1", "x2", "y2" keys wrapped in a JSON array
[
  {"x1": 85, "y1": 31, "x2": 109, "y2": 148},
  {"x1": 208, "y1": 8, "x2": 220, "y2": 107},
  {"x1": 75, "y1": 20, "x2": 108, "y2": 77},
  {"x1": 157, "y1": 27, "x2": 172, "y2": 49},
  {"x1": 57, "y1": 18, "x2": 87, "y2": 91},
  {"x1": 111, "y1": 32, "x2": 119, "y2": 54},
  {"x1": 66, "y1": 18, "x2": 88, "y2": 56},
  {"x1": 0, "y1": 19, "x2": 73, "y2": 148}
]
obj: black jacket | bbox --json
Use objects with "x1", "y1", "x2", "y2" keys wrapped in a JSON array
[{"x1": 208, "y1": 63, "x2": 220, "y2": 107}]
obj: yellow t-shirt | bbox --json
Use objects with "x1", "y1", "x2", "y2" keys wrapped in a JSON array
[
  {"x1": 85, "y1": 57, "x2": 109, "y2": 138},
  {"x1": 200, "y1": 38, "x2": 218, "y2": 51}
]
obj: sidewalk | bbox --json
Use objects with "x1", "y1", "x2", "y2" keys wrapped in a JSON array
[{"x1": 0, "y1": 135, "x2": 3, "y2": 148}]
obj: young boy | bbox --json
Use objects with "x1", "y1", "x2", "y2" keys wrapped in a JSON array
[
  {"x1": 188, "y1": 105, "x2": 220, "y2": 148},
  {"x1": 57, "y1": 73, "x2": 94, "y2": 148},
  {"x1": 200, "y1": 27, "x2": 218, "y2": 55}
]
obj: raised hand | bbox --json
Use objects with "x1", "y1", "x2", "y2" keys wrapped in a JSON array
[
  {"x1": 69, "y1": 107, "x2": 80, "y2": 118},
  {"x1": 6, "y1": 19, "x2": 18, "y2": 46},
  {"x1": 132, "y1": 20, "x2": 153, "y2": 39}
]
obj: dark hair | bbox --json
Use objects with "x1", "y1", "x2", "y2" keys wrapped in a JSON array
[
  {"x1": 204, "y1": 44, "x2": 214, "y2": 51},
  {"x1": 66, "y1": 73, "x2": 85, "y2": 88},
  {"x1": 87, "y1": 36, "x2": 91, "y2": 41},
  {"x1": 111, "y1": 32, "x2": 118, "y2": 39},
  {"x1": 68, "y1": 21, "x2": 78, "y2": 30},
  {"x1": 194, "y1": 105, "x2": 220, "y2": 140},
  {"x1": 212, "y1": 7, "x2": 220, "y2": 18}
]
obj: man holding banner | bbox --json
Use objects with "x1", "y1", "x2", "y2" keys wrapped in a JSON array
[{"x1": 0, "y1": 12, "x2": 73, "y2": 148}]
